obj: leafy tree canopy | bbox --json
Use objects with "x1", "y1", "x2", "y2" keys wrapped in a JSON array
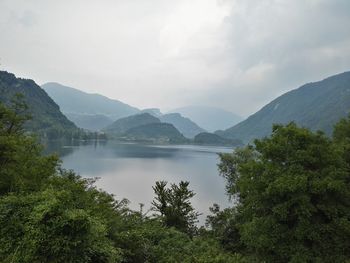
[
  {"x1": 0, "y1": 98, "x2": 242, "y2": 262},
  {"x1": 218, "y1": 122, "x2": 350, "y2": 262},
  {"x1": 152, "y1": 181, "x2": 200, "y2": 236}
]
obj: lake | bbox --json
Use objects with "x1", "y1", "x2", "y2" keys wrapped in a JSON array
[{"x1": 46, "y1": 141, "x2": 233, "y2": 223}]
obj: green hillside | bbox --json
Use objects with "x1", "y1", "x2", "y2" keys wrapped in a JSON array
[
  {"x1": 218, "y1": 71, "x2": 350, "y2": 143},
  {"x1": 0, "y1": 71, "x2": 77, "y2": 138},
  {"x1": 104, "y1": 113, "x2": 160, "y2": 135},
  {"x1": 160, "y1": 113, "x2": 206, "y2": 138},
  {"x1": 126, "y1": 122, "x2": 187, "y2": 143}
]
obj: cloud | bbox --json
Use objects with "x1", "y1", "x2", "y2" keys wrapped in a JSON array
[
  {"x1": 174, "y1": 0, "x2": 350, "y2": 115},
  {"x1": 0, "y1": 0, "x2": 349, "y2": 116}
]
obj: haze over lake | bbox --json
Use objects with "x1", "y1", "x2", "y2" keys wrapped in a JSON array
[{"x1": 47, "y1": 141, "x2": 232, "y2": 222}]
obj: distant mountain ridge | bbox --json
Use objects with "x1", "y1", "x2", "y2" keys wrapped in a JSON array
[
  {"x1": 126, "y1": 123, "x2": 187, "y2": 143},
  {"x1": 42, "y1": 83, "x2": 207, "y2": 137},
  {"x1": 103, "y1": 112, "x2": 241, "y2": 145},
  {"x1": 141, "y1": 108, "x2": 163, "y2": 117},
  {"x1": 170, "y1": 106, "x2": 242, "y2": 132},
  {"x1": 0, "y1": 71, "x2": 77, "y2": 137},
  {"x1": 66, "y1": 113, "x2": 114, "y2": 132},
  {"x1": 103, "y1": 113, "x2": 188, "y2": 143},
  {"x1": 104, "y1": 104, "x2": 206, "y2": 138},
  {"x1": 218, "y1": 71, "x2": 350, "y2": 143},
  {"x1": 104, "y1": 113, "x2": 160, "y2": 135},
  {"x1": 160, "y1": 113, "x2": 206, "y2": 138},
  {"x1": 42, "y1": 82, "x2": 140, "y2": 130}
]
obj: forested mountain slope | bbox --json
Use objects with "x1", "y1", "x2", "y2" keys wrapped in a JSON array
[
  {"x1": 103, "y1": 113, "x2": 160, "y2": 135},
  {"x1": 218, "y1": 71, "x2": 350, "y2": 143},
  {"x1": 0, "y1": 71, "x2": 77, "y2": 137},
  {"x1": 126, "y1": 122, "x2": 187, "y2": 143}
]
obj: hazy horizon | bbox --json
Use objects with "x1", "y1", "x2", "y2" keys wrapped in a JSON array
[{"x1": 1, "y1": 0, "x2": 350, "y2": 116}]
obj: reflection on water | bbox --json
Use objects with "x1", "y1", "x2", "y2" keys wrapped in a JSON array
[{"x1": 46, "y1": 140, "x2": 233, "y2": 223}]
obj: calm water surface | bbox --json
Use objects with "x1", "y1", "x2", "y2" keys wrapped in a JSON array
[{"x1": 47, "y1": 141, "x2": 233, "y2": 222}]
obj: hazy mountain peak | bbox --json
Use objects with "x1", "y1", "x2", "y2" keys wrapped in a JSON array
[
  {"x1": 42, "y1": 82, "x2": 140, "y2": 131},
  {"x1": 42, "y1": 82, "x2": 140, "y2": 118},
  {"x1": 141, "y1": 108, "x2": 163, "y2": 117},
  {"x1": 169, "y1": 105, "x2": 242, "y2": 132},
  {"x1": 160, "y1": 112, "x2": 206, "y2": 138}
]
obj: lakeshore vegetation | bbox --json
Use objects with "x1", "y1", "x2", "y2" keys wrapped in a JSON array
[{"x1": 0, "y1": 98, "x2": 349, "y2": 262}]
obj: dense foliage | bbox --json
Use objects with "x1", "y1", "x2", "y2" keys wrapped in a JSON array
[
  {"x1": 0, "y1": 100, "x2": 241, "y2": 262},
  {"x1": 1, "y1": 92, "x2": 350, "y2": 262},
  {"x1": 152, "y1": 181, "x2": 200, "y2": 236},
  {"x1": 0, "y1": 71, "x2": 75, "y2": 137},
  {"x1": 218, "y1": 122, "x2": 350, "y2": 262}
]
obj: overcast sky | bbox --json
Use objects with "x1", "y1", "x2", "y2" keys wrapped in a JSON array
[{"x1": 1, "y1": 0, "x2": 350, "y2": 117}]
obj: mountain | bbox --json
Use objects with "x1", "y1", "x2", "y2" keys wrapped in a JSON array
[
  {"x1": 160, "y1": 113, "x2": 206, "y2": 138},
  {"x1": 104, "y1": 113, "x2": 160, "y2": 135},
  {"x1": 126, "y1": 123, "x2": 187, "y2": 143},
  {"x1": 193, "y1": 132, "x2": 243, "y2": 147},
  {"x1": 0, "y1": 71, "x2": 77, "y2": 136},
  {"x1": 65, "y1": 113, "x2": 114, "y2": 131},
  {"x1": 140, "y1": 108, "x2": 163, "y2": 117},
  {"x1": 42, "y1": 82, "x2": 140, "y2": 130},
  {"x1": 218, "y1": 71, "x2": 350, "y2": 143},
  {"x1": 104, "y1": 112, "x2": 202, "y2": 143},
  {"x1": 170, "y1": 106, "x2": 242, "y2": 132},
  {"x1": 140, "y1": 109, "x2": 206, "y2": 138}
]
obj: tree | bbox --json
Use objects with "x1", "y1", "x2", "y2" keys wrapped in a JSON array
[
  {"x1": 205, "y1": 204, "x2": 242, "y2": 252},
  {"x1": 152, "y1": 181, "x2": 200, "y2": 236},
  {"x1": 0, "y1": 172, "x2": 122, "y2": 263},
  {"x1": 333, "y1": 114, "x2": 350, "y2": 143},
  {"x1": 0, "y1": 99, "x2": 122, "y2": 262},
  {"x1": 218, "y1": 123, "x2": 350, "y2": 262},
  {"x1": 0, "y1": 96, "x2": 58, "y2": 195},
  {"x1": 333, "y1": 114, "x2": 350, "y2": 166},
  {"x1": 0, "y1": 97, "x2": 247, "y2": 262}
]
